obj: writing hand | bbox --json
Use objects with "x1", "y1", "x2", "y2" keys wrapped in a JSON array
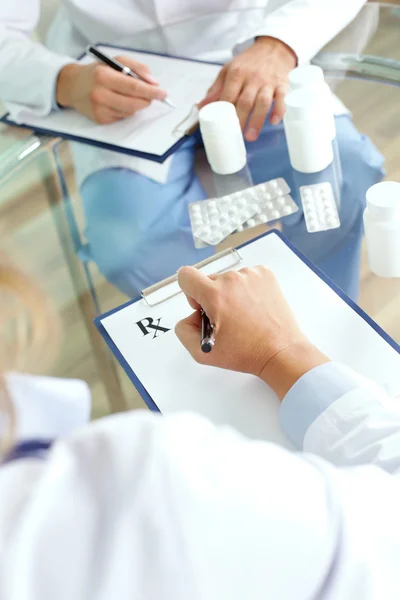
[
  {"x1": 176, "y1": 266, "x2": 328, "y2": 399},
  {"x1": 56, "y1": 56, "x2": 167, "y2": 124}
]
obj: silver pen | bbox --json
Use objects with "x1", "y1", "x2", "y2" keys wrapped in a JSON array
[{"x1": 86, "y1": 45, "x2": 175, "y2": 108}]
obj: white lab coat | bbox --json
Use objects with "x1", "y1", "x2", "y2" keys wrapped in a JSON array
[
  {"x1": 0, "y1": 0, "x2": 365, "y2": 183},
  {"x1": 1, "y1": 367, "x2": 400, "y2": 599}
]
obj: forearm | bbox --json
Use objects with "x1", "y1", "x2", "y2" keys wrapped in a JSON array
[{"x1": 260, "y1": 341, "x2": 329, "y2": 400}]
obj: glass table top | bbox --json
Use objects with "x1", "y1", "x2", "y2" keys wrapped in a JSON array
[{"x1": 0, "y1": 2, "x2": 399, "y2": 417}]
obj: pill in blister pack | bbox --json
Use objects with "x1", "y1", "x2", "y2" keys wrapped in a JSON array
[
  {"x1": 239, "y1": 193, "x2": 299, "y2": 230},
  {"x1": 189, "y1": 197, "x2": 258, "y2": 247},
  {"x1": 189, "y1": 178, "x2": 296, "y2": 247},
  {"x1": 245, "y1": 177, "x2": 291, "y2": 200},
  {"x1": 300, "y1": 183, "x2": 340, "y2": 233}
]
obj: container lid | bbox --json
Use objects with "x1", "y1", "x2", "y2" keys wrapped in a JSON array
[
  {"x1": 199, "y1": 101, "x2": 238, "y2": 129},
  {"x1": 366, "y1": 181, "x2": 400, "y2": 219},
  {"x1": 284, "y1": 87, "x2": 328, "y2": 120},
  {"x1": 289, "y1": 65, "x2": 325, "y2": 90}
]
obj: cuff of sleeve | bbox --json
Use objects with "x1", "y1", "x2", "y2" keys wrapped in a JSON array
[
  {"x1": 279, "y1": 362, "x2": 364, "y2": 448},
  {"x1": 6, "y1": 54, "x2": 73, "y2": 122},
  {"x1": 233, "y1": 36, "x2": 256, "y2": 57},
  {"x1": 250, "y1": 25, "x2": 308, "y2": 64},
  {"x1": 234, "y1": 30, "x2": 305, "y2": 66},
  {"x1": 233, "y1": 31, "x2": 299, "y2": 64}
]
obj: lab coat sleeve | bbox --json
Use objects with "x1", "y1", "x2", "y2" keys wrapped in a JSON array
[
  {"x1": 0, "y1": 2, "x2": 74, "y2": 120},
  {"x1": 4, "y1": 374, "x2": 400, "y2": 600},
  {"x1": 280, "y1": 361, "x2": 400, "y2": 473},
  {"x1": 237, "y1": 0, "x2": 367, "y2": 64},
  {"x1": 279, "y1": 362, "x2": 376, "y2": 447}
]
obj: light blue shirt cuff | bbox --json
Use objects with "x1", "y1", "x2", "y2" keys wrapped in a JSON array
[{"x1": 279, "y1": 362, "x2": 361, "y2": 448}]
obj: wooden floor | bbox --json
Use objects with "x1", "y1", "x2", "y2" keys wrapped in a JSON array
[{"x1": 0, "y1": 4, "x2": 400, "y2": 417}]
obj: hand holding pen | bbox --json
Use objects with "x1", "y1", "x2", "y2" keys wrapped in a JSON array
[
  {"x1": 175, "y1": 265, "x2": 328, "y2": 399},
  {"x1": 56, "y1": 47, "x2": 174, "y2": 125},
  {"x1": 87, "y1": 46, "x2": 175, "y2": 107}
]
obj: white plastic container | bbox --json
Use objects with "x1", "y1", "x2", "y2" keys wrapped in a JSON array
[
  {"x1": 288, "y1": 65, "x2": 336, "y2": 141},
  {"x1": 363, "y1": 181, "x2": 400, "y2": 278},
  {"x1": 288, "y1": 65, "x2": 342, "y2": 202},
  {"x1": 289, "y1": 65, "x2": 326, "y2": 90},
  {"x1": 199, "y1": 101, "x2": 247, "y2": 175},
  {"x1": 284, "y1": 88, "x2": 333, "y2": 173}
]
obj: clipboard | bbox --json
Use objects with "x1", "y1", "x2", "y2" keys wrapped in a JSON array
[
  {"x1": 95, "y1": 229, "x2": 400, "y2": 445},
  {"x1": 0, "y1": 44, "x2": 221, "y2": 163},
  {"x1": 96, "y1": 245, "x2": 243, "y2": 412}
]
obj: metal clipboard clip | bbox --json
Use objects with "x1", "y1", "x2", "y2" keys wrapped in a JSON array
[
  {"x1": 141, "y1": 247, "x2": 243, "y2": 307},
  {"x1": 172, "y1": 104, "x2": 200, "y2": 137}
]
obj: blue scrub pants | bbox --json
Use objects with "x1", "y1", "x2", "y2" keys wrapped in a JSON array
[{"x1": 80, "y1": 116, "x2": 384, "y2": 299}]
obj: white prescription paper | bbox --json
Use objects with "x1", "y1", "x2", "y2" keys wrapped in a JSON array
[
  {"x1": 100, "y1": 232, "x2": 400, "y2": 449},
  {"x1": 11, "y1": 46, "x2": 221, "y2": 158}
]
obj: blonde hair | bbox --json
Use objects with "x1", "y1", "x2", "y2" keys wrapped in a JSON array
[{"x1": 0, "y1": 257, "x2": 59, "y2": 454}]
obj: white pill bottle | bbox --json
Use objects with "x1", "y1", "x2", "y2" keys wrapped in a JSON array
[
  {"x1": 288, "y1": 65, "x2": 336, "y2": 143},
  {"x1": 284, "y1": 87, "x2": 333, "y2": 174},
  {"x1": 199, "y1": 101, "x2": 252, "y2": 196},
  {"x1": 363, "y1": 181, "x2": 400, "y2": 278},
  {"x1": 288, "y1": 65, "x2": 343, "y2": 188},
  {"x1": 199, "y1": 101, "x2": 247, "y2": 175}
]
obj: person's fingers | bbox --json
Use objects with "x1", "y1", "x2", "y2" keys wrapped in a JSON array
[
  {"x1": 178, "y1": 267, "x2": 217, "y2": 309},
  {"x1": 245, "y1": 85, "x2": 274, "y2": 142},
  {"x1": 182, "y1": 272, "x2": 222, "y2": 312},
  {"x1": 92, "y1": 87, "x2": 151, "y2": 115},
  {"x1": 175, "y1": 311, "x2": 203, "y2": 360},
  {"x1": 239, "y1": 265, "x2": 273, "y2": 280},
  {"x1": 92, "y1": 107, "x2": 125, "y2": 125},
  {"x1": 270, "y1": 84, "x2": 288, "y2": 125},
  {"x1": 207, "y1": 67, "x2": 227, "y2": 96},
  {"x1": 219, "y1": 66, "x2": 245, "y2": 104},
  {"x1": 114, "y1": 55, "x2": 159, "y2": 85},
  {"x1": 236, "y1": 85, "x2": 259, "y2": 130},
  {"x1": 130, "y1": 97, "x2": 151, "y2": 112},
  {"x1": 198, "y1": 67, "x2": 227, "y2": 108},
  {"x1": 95, "y1": 66, "x2": 167, "y2": 101},
  {"x1": 110, "y1": 72, "x2": 167, "y2": 101},
  {"x1": 184, "y1": 294, "x2": 201, "y2": 311}
]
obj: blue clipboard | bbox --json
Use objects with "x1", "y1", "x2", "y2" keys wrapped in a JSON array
[
  {"x1": 0, "y1": 43, "x2": 221, "y2": 164},
  {"x1": 94, "y1": 229, "x2": 400, "y2": 413}
]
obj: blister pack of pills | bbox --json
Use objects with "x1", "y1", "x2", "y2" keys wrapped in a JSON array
[
  {"x1": 300, "y1": 182, "x2": 340, "y2": 233},
  {"x1": 189, "y1": 197, "x2": 257, "y2": 246},
  {"x1": 189, "y1": 178, "x2": 298, "y2": 247},
  {"x1": 238, "y1": 192, "x2": 298, "y2": 231}
]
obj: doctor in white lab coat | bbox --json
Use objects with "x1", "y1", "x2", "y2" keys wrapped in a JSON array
[
  {"x1": 0, "y1": 1, "x2": 384, "y2": 297},
  {"x1": 1, "y1": 262, "x2": 400, "y2": 600}
]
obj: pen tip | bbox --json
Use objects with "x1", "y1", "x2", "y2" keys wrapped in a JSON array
[{"x1": 164, "y1": 97, "x2": 176, "y2": 108}]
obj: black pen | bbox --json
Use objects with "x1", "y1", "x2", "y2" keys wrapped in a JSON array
[
  {"x1": 86, "y1": 45, "x2": 175, "y2": 108},
  {"x1": 201, "y1": 310, "x2": 215, "y2": 353}
]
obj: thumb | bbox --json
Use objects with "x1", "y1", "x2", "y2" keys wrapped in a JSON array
[
  {"x1": 115, "y1": 55, "x2": 159, "y2": 85},
  {"x1": 198, "y1": 67, "x2": 226, "y2": 108},
  {"x1": 178, "y1": 266, "x2": 216, "y2": 309},
  {"x1": 175, "y1": 311, "x2": 202, "y2": 359}
]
